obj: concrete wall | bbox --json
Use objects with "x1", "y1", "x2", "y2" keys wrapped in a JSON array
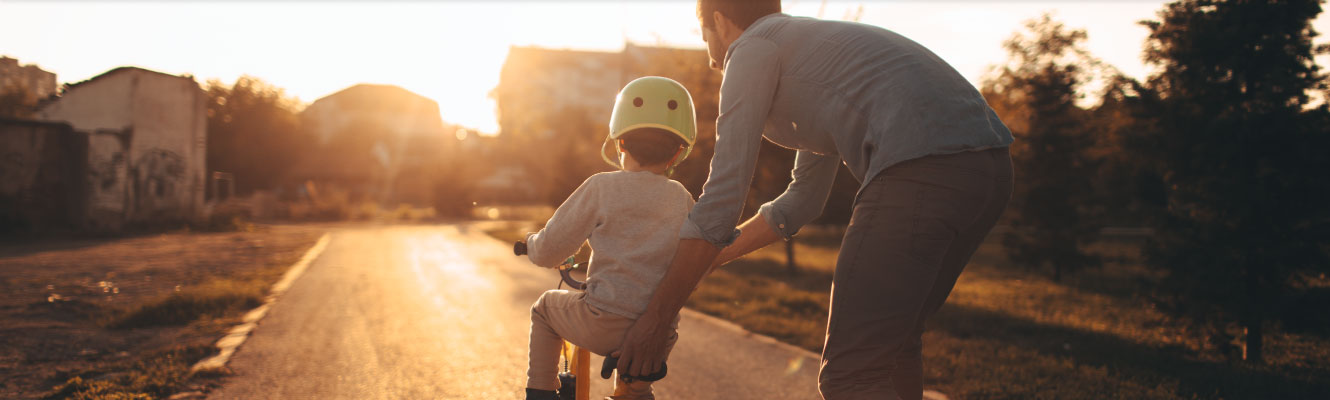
[
  {"x1": 38, "y1": 68, "x2": 206, "y2": 229},
  {"x1": 82, "y1": 128, "x2": 131, "y2": 230},
  {"x1": 127, "y1": 69, "x2": 207, "y2": 223},
  {"x1": 0, "y1": 119, "x2": 87, "y2": 231},
  {"x1": 39, "y1": 71, "x2": 134, "y2": 132}
]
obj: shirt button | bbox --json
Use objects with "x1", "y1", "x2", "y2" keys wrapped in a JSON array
[{"x1": 778, "y1": 224, "x2": 786, "y2": 229}]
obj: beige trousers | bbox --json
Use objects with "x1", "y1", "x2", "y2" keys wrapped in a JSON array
[
  {"x1": 819, "y1": 147, "x2": 1013, "y2": 400},
  {"x1": 527, "y1": 290, "x2": 680, "y2": 399}
]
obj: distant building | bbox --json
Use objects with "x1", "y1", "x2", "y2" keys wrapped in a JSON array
[
  {"x1": 493, "y1": 47, "x2": 625, "y2": 141},
  {"x1": 295, "y1": 84, "x2": 448, "y2": 207},
  {"x1": 33, "y1": 67, "x2": 208, "y2": 230},
  {"x1": 0, "y1": 56, "x2": 58, "y2": 99},
  {"x1": 490, "y1": 43, "x2": 712, "y2": 203}
]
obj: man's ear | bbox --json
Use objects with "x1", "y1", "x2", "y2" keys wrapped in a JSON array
[{"x1": 712, "y1": 11, "x2": 730, "y2": 38}]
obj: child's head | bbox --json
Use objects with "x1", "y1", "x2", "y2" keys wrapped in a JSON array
[
  {"x1": 618, "y1": 127, "x2": 688, "y2": 169},
  {"x1": 603, "y1": 77, "x2": 697, "y2": 173}
]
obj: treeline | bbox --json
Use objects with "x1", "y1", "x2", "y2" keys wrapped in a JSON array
[{"x1": 983, "y1": 1, "x2": 1329, "y2": 363}]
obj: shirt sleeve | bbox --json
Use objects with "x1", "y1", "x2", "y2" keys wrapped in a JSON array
[
  {"x1": 758, "y1": 150, "x2": 839, "y2": 240},
  {"x1": 525, "y1": 175, "x2": 602, "y2": 268},
  {"x1": 679, "y1": 37, "x2": 782, "y2": 248}
]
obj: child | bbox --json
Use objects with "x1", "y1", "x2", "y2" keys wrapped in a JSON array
[{"x1": 520, "y1": 77, "x2": 698, "y2": 400}]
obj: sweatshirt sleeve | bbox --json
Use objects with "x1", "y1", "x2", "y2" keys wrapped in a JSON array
[{"x1": 525, "y1": 175, "x2": 603, "y2": 268}]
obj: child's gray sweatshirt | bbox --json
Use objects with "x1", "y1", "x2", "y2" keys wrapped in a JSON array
[{"x1": 525, "y1": 170, "x2": 695, "y2": 319}]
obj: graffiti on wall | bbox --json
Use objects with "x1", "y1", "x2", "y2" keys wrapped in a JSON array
[
  {"x1": 84, "y1": 129, "x2": 131, "y2": 224},
  {"x1": 130, "y1": 148, "x2": 185, "y2": 218}
]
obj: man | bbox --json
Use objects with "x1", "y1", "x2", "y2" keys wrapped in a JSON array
[{"x1": 615, "y1": 1, "x2": 1014, "y2": 399}]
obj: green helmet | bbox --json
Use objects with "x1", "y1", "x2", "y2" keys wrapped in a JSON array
[{"x1": 602, "y1": 76, "x2": 697, "y2": 169}]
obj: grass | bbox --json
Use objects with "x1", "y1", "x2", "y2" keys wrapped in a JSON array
[
  {"x1": 485, "y1": 224, "x2": 1330, "y2": 399},
  {"x1": 105, "y1": 279, "x2": 267, "y2": 329},
  {"x1": 76, "y1": 253, "x2": 308, "y2": 399},
  {"x1": 0, "y1": 224, "x2": 326, "y2": 399},
  {"x1": 44, "y1": 345, "x2": 215, "y2": 400}
]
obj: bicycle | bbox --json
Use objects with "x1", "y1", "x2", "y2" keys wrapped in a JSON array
[{"x1": 513, "y1": 241, "x2": 666, "y2": 400}]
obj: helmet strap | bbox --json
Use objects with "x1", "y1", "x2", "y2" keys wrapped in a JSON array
[{"x1": 665, "y1": 147, "x2": 685, "y2": 177}]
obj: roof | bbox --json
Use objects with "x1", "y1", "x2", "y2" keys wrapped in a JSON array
[
  {"x1": 38, "y1": 66, "x2": 197, "y2": 108},
  {"x1": 62, "y1": 66, "x2": 194, "y2": 92},
  {"x1": 305, "y1": 84, "x2": 440, "y2": 114}
]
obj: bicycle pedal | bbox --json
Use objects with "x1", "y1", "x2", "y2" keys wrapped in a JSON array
[{"x1": 556, "y1": 372, "x2": 577, "y2": 400}]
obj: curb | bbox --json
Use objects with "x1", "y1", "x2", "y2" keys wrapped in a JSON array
[
  {"x1": 190, "y1": 233, "x2": 332, "y2": 373},
  {"x1": 680, "y1": 308, "x2": 950, "y2": 400},
  {"x1": 680, "y1": 308, "x2": 821, "y2": 360}
]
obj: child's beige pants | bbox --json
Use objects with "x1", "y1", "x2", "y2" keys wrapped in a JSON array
[{"x1": 527, "y1": 290, "x2": 679, "y2": 399}]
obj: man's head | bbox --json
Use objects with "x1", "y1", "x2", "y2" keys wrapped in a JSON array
[
  {"x1": 697, "y1": 0, "x2": 781, "y2": 70},
  {"x1": 618, "y1": 128, "x2": 687, "y2": 169}
]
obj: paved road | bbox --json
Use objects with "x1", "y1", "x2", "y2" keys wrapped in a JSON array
[{"x1": 208, "y1": 224, "x2": 826, "y2": 399}]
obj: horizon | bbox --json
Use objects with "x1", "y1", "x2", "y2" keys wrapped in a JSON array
[{"x1": 3, "y1": 1, "x2": 1328, "y2": 133}]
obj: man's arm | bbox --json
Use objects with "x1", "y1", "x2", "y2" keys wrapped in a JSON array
[
  {"x1": 710, "y1": 213, "x2": 781, "y2": 272},
  {"x1": 616, "y1": 238, "x2": 718, "y2": 377},
  {"x1": 714, "y1": 150, "x2": 839, "y2": 271}
]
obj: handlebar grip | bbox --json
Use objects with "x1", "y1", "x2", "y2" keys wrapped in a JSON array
[
  {"x1": 513, "y1": 241, "x2": 527, "y2": 256},
  {"x1": 601, "y1": 356, "x2": 667, "y2": 382}
]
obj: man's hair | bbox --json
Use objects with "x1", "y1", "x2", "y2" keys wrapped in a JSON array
[
  {"x1": 619, "y1": 128, "x2": 686, "y2": 167},
  {"x1": 697, "y1": 0, "x2": 781, "y2": 30}
]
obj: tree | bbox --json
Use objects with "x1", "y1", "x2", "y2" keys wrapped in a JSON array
[
  {"x1": 1137, "y1": 0, "x2": 1330, "y2": 362},
  {"x1": 205, "y1": 76, "x2": 308, "y2": 197},
  {"x1": 982, "y1": 14, "x2": 1104, "y2": 281}
]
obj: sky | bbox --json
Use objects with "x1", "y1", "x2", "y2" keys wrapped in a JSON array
[{"x1": 2, "y1": 1, "x2": 1328, "y2": 134}]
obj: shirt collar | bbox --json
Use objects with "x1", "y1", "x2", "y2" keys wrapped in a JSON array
[{"x1": 723, "y1": 13, "x2": 788, "y2": 65}]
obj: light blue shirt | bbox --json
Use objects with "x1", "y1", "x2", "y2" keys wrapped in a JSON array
[{"x1": 681, "y1": 14, "x2": 1014, "y2": 247}]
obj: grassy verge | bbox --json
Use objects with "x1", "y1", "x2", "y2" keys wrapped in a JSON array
[
  {"x1": 104, "y1": 278, "x2": 267, "y2": 330},
  {"x1": 43, "y1": 345, "x2": 216, "y2": 400},
  {"x1": 0, "y1": 224, "x2": 325, "y2": 399},
  {"x1": 484, "y1": 224, "x2": 1330, "y2": 399}
]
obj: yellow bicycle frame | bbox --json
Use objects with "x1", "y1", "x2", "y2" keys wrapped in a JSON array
[{"x1": 560, "y1": 341, "x2": 591, "y2": 400}]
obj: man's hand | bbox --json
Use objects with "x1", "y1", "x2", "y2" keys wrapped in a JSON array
[
  {"x1": 616, "y1": 309, "x2": 673, "y2": 377},
  {"x1": 616, "y1": 238, "x2": 720, "y2": 377}
]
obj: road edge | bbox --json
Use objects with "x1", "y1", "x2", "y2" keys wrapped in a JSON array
[
  {"x1": 189, "y1": 233, "x2": 332, "y2": 373},
  {"x1": 681, "y1": 306, "x2": 949, "y2": 400}
]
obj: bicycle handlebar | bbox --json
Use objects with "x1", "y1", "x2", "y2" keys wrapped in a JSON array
[{"x1": 515, "y1": 241, "x2": 587, "y2": 290}]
